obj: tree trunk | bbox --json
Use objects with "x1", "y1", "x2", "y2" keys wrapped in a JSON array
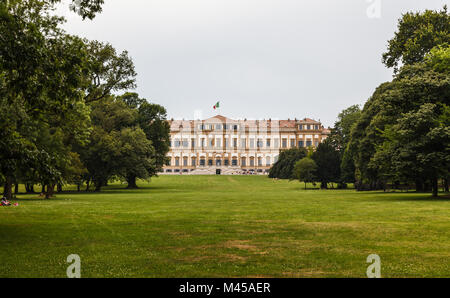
[
  {"x1": 41, "y1": 184, "x2": 45, "y2": 194},
  {"x1": 432, "y1": 178, "x2": 439, "y2": 198},
  {"x1": 57, "y1": 184, "x2": 63, "y2": 193},
  {"x1": 25, "y1": 183, "x2": 35, "y2": 193},
  {"x1": 415, "y1": 180, "x2": 424, "y2": 192},
  {"x1": 77, "y1": 184, "x2": 81, "y2": 192},
  {"x1": 45, "y1": 184, "x2": 55, "y2": 199},
  {"x1": 94, "y1": 181, "x2": 102, "y2": 192},
  {"x1": 14, "y1": 183, "x2": 19, "y2": 194},
  {"x1": 126, "y1": 175, "x2": 138, "y2": 189},
  {"x1": 86, "y1": 181, "x2": 90, "y2": 192},
  {"x1": 444, "y1": 179, "x2": 449, "y2": 193},
  {"x1": 3, "y1": 177, "x2": 13, "y2": 200}
]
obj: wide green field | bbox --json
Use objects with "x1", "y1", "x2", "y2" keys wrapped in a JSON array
[{"x1": 0, "y1": 176, "x2": 449, "y2": 278}]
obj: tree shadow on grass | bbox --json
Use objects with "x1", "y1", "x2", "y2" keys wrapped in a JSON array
[{"x1": 357, "y1": 193, "x2": 450, "y2": 202}]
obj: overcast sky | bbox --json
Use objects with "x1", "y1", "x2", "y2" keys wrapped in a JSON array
[{"x1": 58, "y1": 0, "x2": 448, "y2": 127}]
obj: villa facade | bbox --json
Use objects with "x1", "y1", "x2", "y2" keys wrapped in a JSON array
[{"x1": 163, "y1": 115, "x2": 330, "y2": 175}]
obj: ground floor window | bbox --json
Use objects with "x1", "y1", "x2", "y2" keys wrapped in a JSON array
[
  {"x1": 216, "y1": 159, "x2": 222, "y2": 166},
  {"x1": 232, "y1": 158, "x2": 238, "y2": 166},
  {"x1": 200, "y1": 159, "x2": 206, "y2": 166},
  {"x1": 224, "y1": 159, "x2": 229, "y2": 166},
  {"x1": 208, "y1": 159, "x2": 213, "y2": 166}
]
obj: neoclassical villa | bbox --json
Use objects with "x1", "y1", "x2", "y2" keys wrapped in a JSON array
[{"x1": 163, "y1": 115, "x2": 330, "y2": 175}]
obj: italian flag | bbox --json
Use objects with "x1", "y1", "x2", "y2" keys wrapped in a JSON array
[{"x1": 213, "y1": 101, "x2": 220, "y2": 110}]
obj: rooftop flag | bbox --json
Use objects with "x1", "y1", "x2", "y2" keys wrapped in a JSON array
[{"x1": 213, "y1": 101, "x2": 220, "y2": 110}]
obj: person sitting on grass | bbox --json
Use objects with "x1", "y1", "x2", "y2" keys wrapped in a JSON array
[{"x1": 1, "y1": 196, "x2": 11, "y2": 206}]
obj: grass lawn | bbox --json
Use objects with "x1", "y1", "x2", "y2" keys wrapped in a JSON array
[{"x1": 0, "y1": 175, "x2": 449, "y2": 278}]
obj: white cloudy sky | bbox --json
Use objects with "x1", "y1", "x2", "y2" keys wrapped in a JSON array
[{"x1": 58, "y1": 0, "x2": 448, "y2": 127}]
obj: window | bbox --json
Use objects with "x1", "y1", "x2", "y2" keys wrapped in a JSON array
[
  {"x1": 299, "y1": 125, "x2": 304, "y2": 130},
  {"x1": 175, "y1": 158, "x2": 180, "y2": 166},
  {"x1": 216, "y1": 138, "x2": 221, "y2": 148},
  {"x1": 200, "y1": 159, "x2": 206, "y2": 166},
  {"x1": 224, "y1": 139, "x2": 228, "y2": 148},
  {"x1": 216, "y1": 159, "x2": 222, "y2": 166},
  {"x1": 258, "y1": 157, "x2": 262, "y2": 166},
  {"x1": 201, "y1": 138, "x2": 205, "y2": 148},
  {"x1": 240, "y1": 139, "x2": 246, "y2": 149},
  {"x1": 282, "y1": 139, "x2": 287, "y2": 148},
  {"x1": 174, "y1": 139, "x2": 181, "y2": 148},
  {"x1": 306, "y1": 140, "x2": 312, "y2": 147},
  {"x1": 241, "y1": 157, "x2": 246, "y2": 166},
  {"x1": 183, "y1": 157, "x2": 188, "y2": 167},
  {"x1": 209, "y1": 139, "x2": 214, "y2": 148},
  {"x1": 257, "y1": 139, "x2": 263, "y2": 148},
  {"x1": 233, "y1": 138, "x2": 238, "y2": 148},
  {"x1": 307, "y1": 125, "x2": 311, "y2": 130},
  {"x1": 224, "y1": 159, "x2": 229, "y2": 166},
  {"x1": 298, "y1": 140, "x2": 304, "y2": 148},
  {"x1": 250, "y1": 139, "x2": 255, "y2": 148},
  {"x1": 191, "y1": 139, "x2": 195, "y2": 148},
  {"x1": 215, "y1": 124, "x2": 222, "y2": 130},
  {"x1": 232, "y1": 158, "x2": 238, "y2": 166},
  {"x1": 290, "y1": 139, "x2": 296, "y2": 148},
  {"x1": 182, "y1": 139, "x2": 189, "y2": 147},
  {"x1": 266, "y1": 156, "x2": 271, "y2": 166},
  {"x1": 315, "y1": 125, "x2": 319, "y2": 130},
  {"x1": 250, "y1": 158, "x2": 255, "y2": 167},
  {"x1": 266, "y1": 139, "x2": 271, "y2": 148},
  {"x1": 315, "y1": 141, "x2": 319, "y2": 147},
  {"x1": 233, "y1": 125, "x2": 238, "y2": 130},
  {"x1": 166, "y1": 159, "x2": 171, "y2": 166},
  {"x1": 191, "y1": 157, "x2": 196, "y2": 166},
  {"x1": 274, "y1": 139, "x2": 279, "y2": 148},
  {"x1": 208, "y1": 159, "x2": 213, "y2": 166}
]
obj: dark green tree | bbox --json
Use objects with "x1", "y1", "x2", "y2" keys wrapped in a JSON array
[
  {"x1": 293, "y1": 158, "x2": 317, "y2": 190},
  {"x1": 269, "y1": 148, "x2": 308, "y2": 179},
  {"x1": 383, "y1": 6, "x2": 450, "y2": 71},
  {"x1": 312, "y1": 140, "x2": 341, "y2": 189}
]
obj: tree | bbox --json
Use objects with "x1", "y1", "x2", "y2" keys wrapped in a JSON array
[
  {"x1": 137, "y1": 100, "x2": 171, "y2": 175},
  {"x1": 329, "y1": 105, "x2": 361, "y2": 152},
  {"x1": 328, "y1": 105, "x2": 361, "y2": 184},
  {"x1": 312, "y1": 140, "x2": 341, "y2": 189},
  {"x1": 114, "y1": 128, "x2": 155, "y2": 189},
  {"x1": 345, "y1": 44, "x2": 450, "y2": 191},
  {"x1": 0, "y1": 1, "x2": 95, "y2": 199},
  {"x1": 382, "y1": 6, "x2": 450, "y2": 71},
  {"x1": 372, "y1": 104, "x2": 449, "y2": 197},
  {"x1": 84, "y1": 41, "x2": 137, "y2": 103},
  {"x1": 269, "y1": 148, "x2": 307, "y2": 179},
  {"x1": 293, "y1": 158, "x2": 317, "y2": 190}
]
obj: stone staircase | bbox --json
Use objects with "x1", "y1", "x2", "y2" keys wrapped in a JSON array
[{"x1": 190, "y1": 167, "x2": 242, "y2": 175}]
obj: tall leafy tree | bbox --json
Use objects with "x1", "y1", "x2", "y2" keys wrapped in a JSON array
[
  {"x1": 383, "y1": 6, "x2": 450, "y2": 71},
  {"x1": 312, "y1": 140, "x2": 341, "y2": 189},
  {"x1": 269, "y1": 148, "x2": 307, "y2": 179},
  {"x1": 372, "y1": 103, "x2": 449, "y2": 197},
  {"x1": 293, "y1": 158, "x2": 317, "y2": 190}
]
